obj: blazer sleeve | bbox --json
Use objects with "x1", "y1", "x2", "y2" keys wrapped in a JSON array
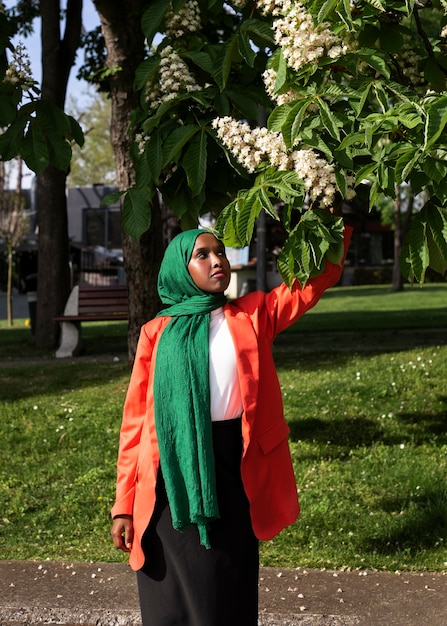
[
  {"x1": 110, "y1": 324, "x2": 155, "y2": 518},
  {"x1": 263, "y1": 225, "x2": 353, "y2": 338}
]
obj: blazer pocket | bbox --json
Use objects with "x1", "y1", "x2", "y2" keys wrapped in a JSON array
[{"x1": 257, "y1": 419, "x2": 290, "y2": 455}]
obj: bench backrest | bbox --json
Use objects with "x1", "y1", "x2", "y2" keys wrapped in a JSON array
[{"x1": 78, "y1": 285, "x2": 129, "y2": 317}]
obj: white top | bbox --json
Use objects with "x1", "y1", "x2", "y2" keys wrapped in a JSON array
[{"x1": 209, "y1": 307, "x2": 243, "y2": 421}]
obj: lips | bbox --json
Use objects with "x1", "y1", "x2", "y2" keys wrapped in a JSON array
[{"x1": 211, "y1": 270, "x2": 226, "y2": 278}]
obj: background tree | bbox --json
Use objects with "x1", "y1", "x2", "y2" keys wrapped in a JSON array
[
  {"x1": 35, "y1": 0, "x2": 83, "y2": 349},
  {"x1": 0, "y1": 1, "x2": 84, "y2": 349},
  {"x1": 0, "y1": 157, "x2": 29, "y2": 326},
  {"x1": 67, "y1": 90, "x2": 116, "y2": 186},
  {"x1": 89, "y1": 1, "x2": 165, "y2": 360}
]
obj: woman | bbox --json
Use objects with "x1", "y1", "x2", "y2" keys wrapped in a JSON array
[{"x1": 111, "y1": 223, "x2": 352, "y2": 625}]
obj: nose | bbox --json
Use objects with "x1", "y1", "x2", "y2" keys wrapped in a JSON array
[{"x1": 210, "y1": 253, "x2": 222, "y2": 266}]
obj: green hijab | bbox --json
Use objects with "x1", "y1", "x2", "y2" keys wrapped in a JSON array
[{"x1": 154, "y1": 229, "x2": 227, "y2": 548}]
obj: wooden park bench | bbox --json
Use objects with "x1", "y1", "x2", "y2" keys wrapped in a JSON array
[{"x1": 54, "y1": 284, "x2": 128, "y2": 358}]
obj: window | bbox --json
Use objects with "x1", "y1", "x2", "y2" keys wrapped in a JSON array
[{"x1": 84, "y1": 208, "x2": 121, "y2": 249}]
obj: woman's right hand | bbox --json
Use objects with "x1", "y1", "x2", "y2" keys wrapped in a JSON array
[{"x1": 111, "y1": 514, "x2": 134, "y2": 553}]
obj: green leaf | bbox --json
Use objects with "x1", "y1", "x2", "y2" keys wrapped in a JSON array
[
  {"x1": 395, "y1": 146, "x2": 420, "y2": 184},
  {"x1": 100, "y1": 191, "x2": 124, "y2": 207},
  {"x1": 424, "y1": 95, "x2": 447, "y2": 151},
  {"x1": 285, "y1": 98, "x2": 312, "y2": 149},
  {"x1": 268, "y1": 103, "x2": 293, "y2": 133},
  {"x1": 22, "y1": 123, "x2": 50, "y2": 174},
  {"x1": 240, "y1": 18, "x2": 274, "y2": 47},
  {"x1": 212, "y1": 35, "x2": 239, "y2": 91},
  {"x1": 235, "y1": 190, "x2": 261, "y2": 244},
  {"x1": 183, "y1": 130, "x2": 207, "y2": 197},
  {"x1": 363, "y1": 0, "x2": 386, "y2": 11},
  {"x1": 317, "y1": 0, "x2": 339, "y2": 22},
  {"x1": 183, "y1": 50, "x2": 214, "y2": 75},
  {"x1": 274, "y1": 49, "x2": 288, "y2": 94},
  {"x1": 317, "y1": 98, "x2": 341, "y2": 141},
  {"x1": 276, "y1": 241, "x2": 297, "y2": 289},
  {"x1": 336, "y1": 0, "x2": 354, "y2": 29},
  {"x1": 122, "y1": 187, "x2": 151, "y2": 239},
  {"x1": 403, "y1": 214, "x2": 429, "y2": 283},
  {"x1": 350, "y1": 80, "x2": 373, "y2": 117},
  {"x1": 226, "y1": 88, "x2": 259, "y2": 120},
  {"x1": 358, "y1": 49, "x2": 390, "y2": 80},
  {"x1": 423, "y1": 58, "x2": 446, "y2": 93},
  {"x1": 355, "y1": 162, "x2": 379, "y2": 185},
  {"x1": 0, "y1": 83, "x2": 20, "y2": 126},
  {"x1": 277, "y1": 224, "x2": 311, "y2": 288},
  {"x1": 421, "y1": 156, "x2": 447, "y2": 184},
  {"x1": 214, "y1": 199, "x2": 239, "y2": 246},
  {"x1": 335, "y1": 168, "x2": 347, "y2": 197},
  {"x1": 425, "y1": 204, "x2": 447, "y2": 276},
  {"x1": 258, "y1": 186, "x2": 279, "y2": 220},
  {"x1": 146, "y1": 132, "x2": 163, "y2": 181},
  {"x1": 0, "y1": 119, "x2": 26, "y2": 160},
  {"x1": 134, "y1": 56, "x2": 160, "y2": 90},
  {"x1": 163, "y1": 124, "x2": 199, "y2": 166},
  {"x1": 141, "y1": 0, "x2": 170, "y2": 47},
  {"x1": 67, "y1": 115, "x2": 84, "y2": 147},
  {"x1": 237, "y1": 31, "x2": 256, "y2": 67}
]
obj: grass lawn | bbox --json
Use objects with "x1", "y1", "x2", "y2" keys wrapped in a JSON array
[{"x1": 1, "y1": 283, "x2": 446, "y2": 571}]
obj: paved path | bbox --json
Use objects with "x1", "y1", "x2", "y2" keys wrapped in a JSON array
[{"x1": 1, "y1": 560, "x2": 447, "y2": 625}]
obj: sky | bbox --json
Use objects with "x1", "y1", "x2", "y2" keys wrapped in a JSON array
[
  {"x1": 6, "y1": 0, "x2": 101, "y2": 101},
  {"x1": 4, "y1": 0, "x2": 101, "y2": 187}
]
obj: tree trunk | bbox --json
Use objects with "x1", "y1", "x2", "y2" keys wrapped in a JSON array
[
  {"x1": 391, "y1": 187, "x2": 404, "y2": 292},
  {"x1": 7, "y1": 242, "x2": 13, "y2": 327},
  {"x1": 35, "y1": 0, "x2": 82, "y2": 349},
  {"x1": 391, "y1": 184, "x2": 414, "y2": 293},
  {"x1": 93, "y1": 0, "x2": 164, "y2": 363}
]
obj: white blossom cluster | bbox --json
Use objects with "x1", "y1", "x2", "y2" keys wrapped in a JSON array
[
  {"x1": 263, "y1": 68, "x2": 297, "y2": 105},
  {"x1": 145, "y1": 45, "x2": 202, "y2": 110},
  {"x1": 3, "y1": 42, "x2": 33, "y2": 87},
  {"x1": 165, "y1": 0, "x2": 201, "y2": 39},
  {"x1": 398, "y1": 41, "x2": 425, "y2": 88},
  {"x1": 212, "y1": 116, "x2": 344, "y2": 207},
  {"x1": 228, "y1": 0, "x2": 250, "y2": 10},
  {"x1": 257, "y1": 0, "x2": 348, "y2": 72},
  {"x1": 212, "y1": 116, "x2": 292, "y2": 172},
  {"x1": 135, "y1": 132, "x2": 150, "y2": 155},
  {"x1": 440, "y1": 24, "x2": 447, "y2": 39},
  {"x1": 293, "y1": 148, "x2": 343, "y2": 206}
]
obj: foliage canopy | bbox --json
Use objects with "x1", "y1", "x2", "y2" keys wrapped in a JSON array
[{"x1": 115, "y1": 0, "x2": 447, "y2": 285}]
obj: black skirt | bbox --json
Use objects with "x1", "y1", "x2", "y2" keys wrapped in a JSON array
[{"x1": 137, "y1": 417, "x2": 259, "y2": 626}]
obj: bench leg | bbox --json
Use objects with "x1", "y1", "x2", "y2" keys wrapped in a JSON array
[{"x1": 55, "y1": 321, "x2": 82, "y2": 358}]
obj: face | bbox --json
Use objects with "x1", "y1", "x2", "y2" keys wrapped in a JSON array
[{"x1": 187, "y1": 233, "x2": 231, "y2": 293}]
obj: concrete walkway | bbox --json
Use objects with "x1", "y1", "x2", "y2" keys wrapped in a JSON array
[{"x1": 1, "y1": 560, "x2": 447, "y2": 625}]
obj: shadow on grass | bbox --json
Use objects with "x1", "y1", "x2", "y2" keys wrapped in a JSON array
[
  {"x1": 288, "y1": 416, "x2": 400, "y2": 450},
  {"x1": 396, "y1": 403, "x2": 447, "y2": 445},
  {"x1": 1, "y1": 359, "x2": 130, "y2": 403},
  {"x1": 294, "y1": 309, "x2": 447, "y2": 333},
  {"x1": 361, "y1": 486, "x2": 447, "y2": 555},
  {"x1": 0, "y1": 321, "x2": 128, "y2": 360},
  {"x1": 288, "y1": 405, "x2": 447, "y2": 453},
  {"x1": 275, "y1": 327, "x2": 447, "y2": 359}
]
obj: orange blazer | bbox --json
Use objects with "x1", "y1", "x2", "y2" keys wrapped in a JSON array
[{"x1": 112, "y1": 227, "x2": 352, "y2": 571}]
